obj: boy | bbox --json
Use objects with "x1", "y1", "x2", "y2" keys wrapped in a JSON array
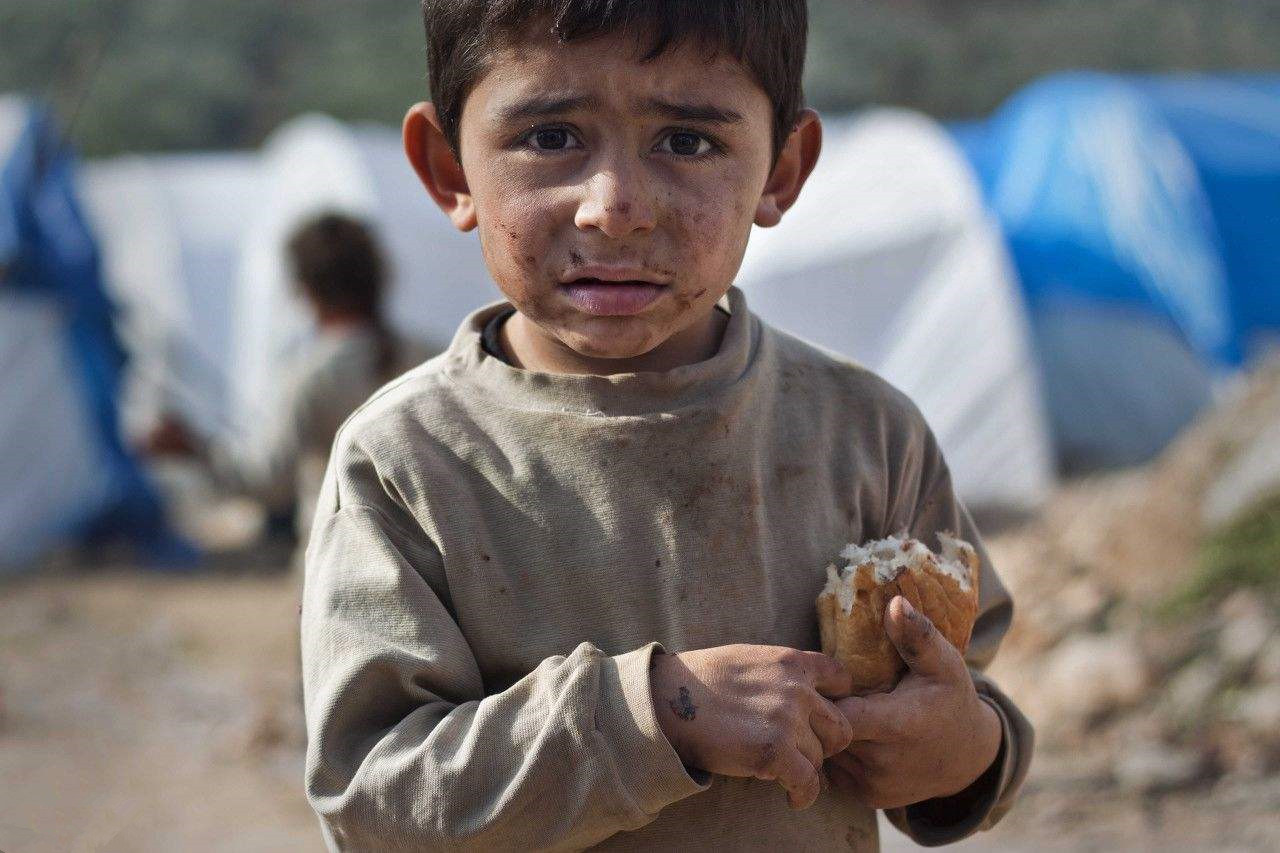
[
  {"x1": 301, "y1": 2, "x2": 1033, "y2": 850},
  {"x1": 145, "y1": 213, "x2": 430, "y2": 553}
]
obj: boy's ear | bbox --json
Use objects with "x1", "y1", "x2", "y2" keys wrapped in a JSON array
[
  {"x1": 755, "y1": 109, "x2": 822, "y2": 228},
  {"x1": 404, "y1": 102, "x2": 477, "y2": 232}
]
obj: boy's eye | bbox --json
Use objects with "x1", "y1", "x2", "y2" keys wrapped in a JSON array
[
  {"x1": 525, "y1": 127, "x2": 581, "y2": 152},
  {"x1": 659, "y1": 131, "x2": 714, "y2": 157}
]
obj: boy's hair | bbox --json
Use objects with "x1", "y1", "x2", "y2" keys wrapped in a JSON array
[
  {"x1": 422, "y1": 0, "x2": 808, "y2": 160},
  {"x1": 287, "y1": 212, "x2": 386, "y2": 318},
  {"x1": 287, "y1": 212, "x2": 400, "y2": 378}
]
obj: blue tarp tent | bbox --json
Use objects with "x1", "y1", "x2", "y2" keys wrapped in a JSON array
[
  {"x1": 952, "y1": 72, "x2": 1257, "y2": 470},
  {"x1": 1130, "y1": 75, "x2": 1280, "y2": 360},
  {"x1": 0, "y1": 95, "x2": 177, "y2": 570}
]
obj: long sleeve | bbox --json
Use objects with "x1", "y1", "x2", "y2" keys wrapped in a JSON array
[
  {"x1": 880, "y1": 425, "x2": 1035, "y2": 846},
  {"x1": 301, "y1": 497, "x2": 710, "y2": 852},
  {"x1": 204, "y1": 368, "x2": 315, "y2": 513}
]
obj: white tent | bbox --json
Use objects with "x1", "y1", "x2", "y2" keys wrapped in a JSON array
[
  {"x1": 80, "y1": 151, "x2": 264, "y2": 442},
  {"x1": 2, "y1": 97, "x2": 110, "y2": 568},
  {"x1": 0, "y1": 294, "x2": 118, "y2": 568},
  {"x1": 230, "y1": 115, "x2": 495, "y2": 435},
  {"x1": 2, "y1": 96, "x2": 171, "y2": 569},
  {"x1": 81, "y1": 109, "x2": 1051, "y2": 512},
  {"x1": 738, "y1": 109, "x2": 1055, "y2": 511}
]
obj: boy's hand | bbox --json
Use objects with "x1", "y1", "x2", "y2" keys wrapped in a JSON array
[
  {"x1": 827, "y1": 597, "x2": 1002, "y2": 810},
  {"x1": 650, "y1": 645, "x2": 855, "y2": 810}
]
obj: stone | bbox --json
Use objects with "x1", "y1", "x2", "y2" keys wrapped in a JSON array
[
  {"x1": 1037, "y1": 633, "x2": 1149, "y2": 727},
  {"x1": 1113, "y1": 741, "x2": 1204, "y2": 793},
  {"x1": 1164, "y1": 658, "x2": 1224, "y2": 721},
  {"x1": 1230, "y1": 685, "x2": 1280, "y2": 737},
  {"x1": 1255, "y1": 637, "x2": 1280, "y2": 683},
  {"x1": 1203, "y1": 422, "x2": 1280, "y2": 528},
  {"x1": 1039, "y1": 578, "x2": 1111, "y2": 641},
  {"x1": 1211, "y1": 725, "x2": 1275, "y2": 781},
  {"x1": 1217, "y1": 591, "x2": 1276, "y2": 667}
]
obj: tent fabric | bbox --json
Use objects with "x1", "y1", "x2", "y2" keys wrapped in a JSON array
[
  {"x1": 1128, "y1": 75, "x2": 1280, "y2": 360},
  {"x1": 229, "y1": 115, "x2": 495, "y2": 438},
  {"x1": 81, "y1": 152, "x2": 263, "y2": 442},
  {"x1": 738, "y1": 109, "x2": 1055, "y2": 510},
  {"x1": 0, "y1": 95, "x2": 169, "y2": 570},
  {"x1": 951, "y1": 73, "x2": 1238, "y2": 470},
  {"x1": 0, "y1": 292, "x2": 118, "y2": 567}
]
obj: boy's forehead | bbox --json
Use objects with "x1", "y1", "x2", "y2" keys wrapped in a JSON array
[{"x1": 473, "y1": 33, "x2": 770, "y2": 123}]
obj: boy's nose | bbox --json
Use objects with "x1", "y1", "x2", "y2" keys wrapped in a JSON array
[{"x1": 574, "y1": 166, "x2": 658, "y2": 238}]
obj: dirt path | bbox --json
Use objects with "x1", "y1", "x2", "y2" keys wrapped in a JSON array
[
  {"x1": 2, "y1": 571, "x2": 1277, "y2": 852},
  {"x1": 0, "y1": 571, "x2": 318, "y2": 852}
]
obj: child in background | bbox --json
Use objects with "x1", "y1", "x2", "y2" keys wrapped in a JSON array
[
  {"x1": 301, "y1": 2, "x2": 1033, "y2": 850},
  {"x1": 146, "y1": 212, "x2": 431, "y2": 554}
]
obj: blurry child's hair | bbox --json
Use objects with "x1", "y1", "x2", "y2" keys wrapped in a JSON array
[
  {"x1": 421, "y1": 0, "x2": 808, "y2": 160},
  {"x1": 286, "y1": 212, "x2": 399, "y2": 379}
]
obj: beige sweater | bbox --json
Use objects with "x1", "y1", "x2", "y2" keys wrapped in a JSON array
[
  {"x1": 301, "y1": 288, "x2": 1033, "y2": 851},
  {"x1": 210, "y1": 326, "x2": 431, "y2": 542}
]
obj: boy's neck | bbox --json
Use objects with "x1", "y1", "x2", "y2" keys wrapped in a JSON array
[{"x1": 499, "y1": 307, "x2": 730, "y2": 376}]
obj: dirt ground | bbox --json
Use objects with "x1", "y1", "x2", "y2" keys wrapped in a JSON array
[
  {"x1": 0, "y1": 569, "x2": 315, "y2": 853},
  {"x1": 3, "y1": 569, "x2": 1279, "y2": 853}
]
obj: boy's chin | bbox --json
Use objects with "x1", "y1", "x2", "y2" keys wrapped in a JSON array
[{"x1": 560, "y1": 328, "x2": 664, "y2": 361}]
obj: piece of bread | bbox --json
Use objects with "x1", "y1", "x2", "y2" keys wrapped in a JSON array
[{"x1": 816, "y1": 533, "x2": 980, "y2": 695}]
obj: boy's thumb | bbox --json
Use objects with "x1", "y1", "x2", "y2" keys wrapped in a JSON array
[{"x1": 884, "y1": 596, "x2": 950, "y2": 680}]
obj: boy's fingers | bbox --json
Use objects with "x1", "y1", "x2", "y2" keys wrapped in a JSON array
[
  {"x1": 809, "y1": 698, "x2": 854, "y2": 756},
  {"x1": 826, "y1": 751, "x2": 873, "y2": 802},
  {"x1": 774, "y1": 749, "x2": 821, "y2": 810},
  {"x1": 884, "y1": 596, "x2": 955, "y2": 680},
  {"x1": 837, "y1": 694, "x2": 893, "y2": 741},
  {"x1": 796, "y1": 730, "x2": 826, "y2": 787},
  {"x1": 798, "y1": 651, "x2": 855, "y2": 698},
  {"x1": 826, "y1": 755, "x2": 861, "y2": 796},
  {"x1": 787, "y1": 772, "x2": 822, "y2": 810}
]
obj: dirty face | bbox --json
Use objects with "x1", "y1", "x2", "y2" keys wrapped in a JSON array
[{"x1": 454, "y1": 31, "x2": 778, "y2": 372}]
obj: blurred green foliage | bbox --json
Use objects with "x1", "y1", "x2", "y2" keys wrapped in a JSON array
[
  {"x1": 1165, "y1": 491, "x2": 1280, "y2": 616},
  {"x1": 2, "y1": 0, "x2": 1278, "y2": 156}
]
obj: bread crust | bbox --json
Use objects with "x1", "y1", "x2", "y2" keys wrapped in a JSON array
[{"x1": 816, "y1": 534, "x2": 980, "y2": 695}]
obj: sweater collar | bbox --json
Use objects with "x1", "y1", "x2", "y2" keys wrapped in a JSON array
[{"x1": 443, "y1": 287, "x2": 760, "y2": 417}]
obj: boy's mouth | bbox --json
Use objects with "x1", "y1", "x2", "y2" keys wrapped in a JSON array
[{"x1": 560, "y1": 277, "x2": 668, "y2": 317}]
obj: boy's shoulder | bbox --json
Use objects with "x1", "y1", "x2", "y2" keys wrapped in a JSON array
[
  {"x1": 761, "y1": 317, "x2": 928, "y2": 429},
  {"x1": 330, "y1": 349, "x2": 462, "y2": 454}
]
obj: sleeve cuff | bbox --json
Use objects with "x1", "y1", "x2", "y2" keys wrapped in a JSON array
[
  {"x1": 593, "y1": 642, "x2": 712, "y2": 821},
  {"x1": 886, "y1": 694, "x2": 1015, "y2": 847}
]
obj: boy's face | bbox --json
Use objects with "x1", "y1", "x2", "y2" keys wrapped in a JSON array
[{"x1": 407, "y1": 28, "x2": 818, "y2": 372}]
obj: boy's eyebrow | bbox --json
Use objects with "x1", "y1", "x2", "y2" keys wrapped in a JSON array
[
  {"x1": 493, "y1": 94, "x2": 745, "y2": 126},
  {"x1": 641, "y1": 98, "x2": 744, "y2": 125},
  {"x1": 494, "y1": 94, "x2": 600, "y2": 123}
]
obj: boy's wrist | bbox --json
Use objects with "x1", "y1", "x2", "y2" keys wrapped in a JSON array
[
  {"x1": 649, "y1": 651, "x2": 696, "y2": 769},
  {"x1": 899, "y1": 698, "x2": 1008, "y2": 840},
  {"x1": 952, "y1": 697, "x2": 1003, "y2": 797}
]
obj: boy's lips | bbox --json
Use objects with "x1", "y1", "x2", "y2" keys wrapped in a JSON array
[{"x1": 560, "y1": 278, "x2": 668, "y2": 316}]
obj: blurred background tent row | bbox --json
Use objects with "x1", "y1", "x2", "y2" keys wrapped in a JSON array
[{"x1": 4, "y1": 67, "x2": 1279, "y2": 571}]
